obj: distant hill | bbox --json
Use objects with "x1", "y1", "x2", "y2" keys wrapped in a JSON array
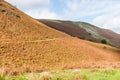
[
  {"x1": 0, "y1": 1, "x2": 120, "y2": 75},
  {"x1": 39, "y1": 19, "x2": 120, "y2": 48}
]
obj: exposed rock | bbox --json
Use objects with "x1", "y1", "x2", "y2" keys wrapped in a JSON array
[
  {"x1": 0, "y1": 9, "x2": 20, "y2": 18},
  {"x1": 0, "y1": 9, "x2": 5, "y2": 12},
  {"x1": 15, "y1": 14, "x2": 20, "y2": 18},
  {"x1": 3, "y1": 11, "x2": 9, "y2": 15},
  {"x1": 0, "y1": 3, "x2": 3, "y2": 6},
  {"x1": 0, "y1": 9, "x2": 10, "y2": 15}
]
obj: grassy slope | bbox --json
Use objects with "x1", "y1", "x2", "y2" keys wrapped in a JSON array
[
  {"x1": 1, "y1": 69, "x2": 120, "y2": 80},
  {"x1": 0, "y1": 1, "x2": 67, "y2": 41},
  {"x1": 0, "y1": 37, "x2": 120, "y2": 75},
  {"x1": 0, "y1": 1, "x2": 120, "y2": 75}
]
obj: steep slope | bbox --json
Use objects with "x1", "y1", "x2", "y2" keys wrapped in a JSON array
[
  {"x1": 39, "y1": 19, "x2": 120, "y2": 48},
  {"x1": 0, "y1": 1, "x2": 67, "y2": 42},
  {"x1": 0, "y1": 1, "x2": 120, "y2": 75}
]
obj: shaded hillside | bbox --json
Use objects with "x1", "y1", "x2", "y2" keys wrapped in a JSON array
[
  {"x1": 39, "y1": 19, "x2": 120, "y2": 48},
  {"x1": 0, "y1": 1, "x2": 120, "y2": 75},
  {"x1": 97, "y1": 28, "x2": 120, "y2": 48}
]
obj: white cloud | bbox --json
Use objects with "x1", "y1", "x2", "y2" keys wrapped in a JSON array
[
  {"x1": 93, "y1": 4, "x2": 120, "y2": 34},
  {"x1": 5, "y1": 0, "x2": 60, "y2": 19},
  {"x1": 64, "y1": 0, "x2": 109, "y2": 19},
  {"x1": 64, "y1": 0, "x2": 120, "y2": 33},
  {"x1": 93, "y1": 15, "x2": 120, "y2": 33},
  {"x1": 26, "y1": 8, "x2": 61, "y2": 19},
  {"x1": 5, "y1": 0, "x2": 50, "y2": 10}
]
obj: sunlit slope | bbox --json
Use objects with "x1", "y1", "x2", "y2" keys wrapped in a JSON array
[
  {"x1": 0, "y1": 1, "x2": 67, "y2": 41},
  {"x1": 0, "y1": 1, "x2": 120, "y2": 75},
  {"x1": 0, "y1": 37, "x2": 120, "y2": 74}
]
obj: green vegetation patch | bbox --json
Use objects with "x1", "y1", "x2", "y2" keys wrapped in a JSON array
[{"x1": 1, "y1": 69, "x2": 120, "y2": 80}]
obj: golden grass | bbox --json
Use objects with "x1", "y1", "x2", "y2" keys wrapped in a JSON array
[
  {"x1": 0, "y1": 1, "x2": 68, "y2": 41},
  {"x1": 0, "y1": 37, "x2": 120, "y2": 75},
  {"x1": 0, "y1": 1, "x2": 120, "y2": 75}
]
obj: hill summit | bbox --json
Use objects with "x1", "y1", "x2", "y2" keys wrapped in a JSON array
[
  {"x1": 0, "y1": 1, "x2": 67, "y2": 42},
  {"x1": 39, "y1": 19, "x2": 120, "y2": 48}
]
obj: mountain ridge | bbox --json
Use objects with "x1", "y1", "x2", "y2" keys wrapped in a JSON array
[{"x1": 38, "y1": 19, "x2": 120, "y2": 48}]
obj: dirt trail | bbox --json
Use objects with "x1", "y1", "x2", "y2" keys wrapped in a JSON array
[
  {"x1": 1, "y1": 38, "x2": 61, "y2": 43},
  {"x1": 28, "y1": 38, "x2": 61, "y2": 42}
]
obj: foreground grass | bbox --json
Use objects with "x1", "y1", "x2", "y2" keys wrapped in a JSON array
[{"x1": 1, "y1": 69, "x2": 120, "y2": 80}]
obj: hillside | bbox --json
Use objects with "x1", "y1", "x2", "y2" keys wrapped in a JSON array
[
  {"x1": 39, "y1": 19, "x2": 120, "y2": 48},
  {"x1": 0, "y1": 1, "x2": 67, "y2": 41},
  {"x1": 1, "y1": 37, "x2": 120, "y2": 75},
  {"x1": 0, "y1": 1, "x2": 120, "y2": 75}
]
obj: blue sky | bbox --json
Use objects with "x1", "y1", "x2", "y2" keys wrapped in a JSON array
[{"x1": 5, "y1": 0, "x2": 120, "y2": 33}]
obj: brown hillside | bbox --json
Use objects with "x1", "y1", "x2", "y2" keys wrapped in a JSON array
[
  {"x1": 39, "y1": 19, "x2": 99, "y2": 42},
  {"x1": 39, "y1": 19, "x2": 120, "y2": 48},
  {"x1": 0, "y1": 1, "x2": 120, "y2": 75},
  {"x1": 0, "y1": 1, "x2": 67, "y2": 41},
  {"x1": 0, "y1": 37, "x2": 120, "y2": 75},
  {"x1": 97, "y1": 29, "x2": 120, "y2": 48}
]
